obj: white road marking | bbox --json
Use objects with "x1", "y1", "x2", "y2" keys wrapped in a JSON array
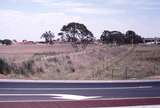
[
  {"x1": 91, "y1": 105, "x2": 160, "y2": 108},
  {"x1": 0, "y1": 79, "x2": 160, "y2": 83},
  {"x1": 0, "y1": 96, "x2": 160, "y2": 102},
  {"x1": 0, "y1": 86, "x2": 152, "y2": 91},
  {"x1": 0, "y1": 94, "x2": 56, "y2": 96},
  {"x1": 0, "y1": 94, "x2": 160, "y2": 100},
  {"x1": 0, "y1": 94, "x2": 101, "y2": 100},
  {"x1": 50, "y1": 94, "x2": 101, "y2": 100}
]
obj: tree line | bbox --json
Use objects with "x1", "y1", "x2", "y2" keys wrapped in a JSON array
[
  {"x1": 41, "y1": 22, "x2": 143, "y2": 48},
  {"x1": 100, "y1": 30, "x2": 143, "y2": 45},
  {"x1": 0, "y1": 39, "x2": 12, "y2": 45},
  {"x1": 0, "y1": 22, "x2": 143, "y2": 46}
]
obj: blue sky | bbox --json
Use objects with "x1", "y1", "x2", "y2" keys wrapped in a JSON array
[{"x1": 0, "y1": 0, "x2": 160, "y2": 41}]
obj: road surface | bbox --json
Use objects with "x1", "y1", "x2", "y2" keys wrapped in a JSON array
[{"x1": 0, "y1": 80, "x2": 160, "y2": 108}]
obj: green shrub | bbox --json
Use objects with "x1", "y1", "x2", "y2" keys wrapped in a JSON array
[
  {"x1": 0, "y1": 58, "x2": 12, "y2": 75},
  {"x1": 2, "y1": 39, "x2": 12, "y2": 45},
  {"x1": 20, "y1": 60, "x2": 35, "y2": 75}
]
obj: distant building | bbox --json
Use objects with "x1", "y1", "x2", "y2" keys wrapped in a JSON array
[
  {"x1": 12, "y1": 40, "x2": 17, "y2": 44},
  {"x1": 16, "y1": 40, "x2": 35, "y2": 45},
  {"x1": 143, "y1": 37, "x2": 160, "y2": 44}
]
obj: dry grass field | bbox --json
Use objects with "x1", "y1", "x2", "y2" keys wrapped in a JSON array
[{"x1": 0, "y1": 43, "x2": 160, "y2": 80}]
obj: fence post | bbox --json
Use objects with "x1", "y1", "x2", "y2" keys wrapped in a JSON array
[
  {"x1": 125, "y1": 67, "x2": 128, "y2": 80},
  {"x1": 103, "y1": 62, "x2": 105, "y2": 70},
  {"x1": 153, "y1": 64, "x2": 156, "y2": 75},
  {"x1": 93, "y1": 68, "x2": 95, "y2": 80},
  {"x1": 112, "y1": 69, "x2": 114, "y2": 80}
]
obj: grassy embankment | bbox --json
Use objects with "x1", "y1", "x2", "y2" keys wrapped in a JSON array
[{"x1": 0, "y1": 44, "x2": 160, "y2": 80}]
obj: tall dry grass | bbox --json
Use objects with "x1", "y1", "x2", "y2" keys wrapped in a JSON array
[{"x1": 0, "y1": 44, "x2": 160, "y2": 80}]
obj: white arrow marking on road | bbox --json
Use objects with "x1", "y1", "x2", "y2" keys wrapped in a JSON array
[
  {"x1": 50, "y1": 94, "x2": 101, "y2": 100},
  {"x1": 0, "y1": 94, "x2": 102, "y2": 100}
]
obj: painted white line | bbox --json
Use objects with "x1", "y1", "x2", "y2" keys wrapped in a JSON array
[
  {"x1": 0, "y1": 94, "x2": 160, "y2": 100},
  {"x1": 0, "y1": 97, "x2": 160, "y2": 103},
  {"x1": 97, "y1": 97, "x2": 160, "y2": 100},
  {"x1": 50, "y1": 94, "x2": 101, "y2": 100},
  {"x1": 91, "y1": 105, "x2": 160, "y2": 108},
  {"x1": 0, "y1": 94, "x2": 101, "y2": 100},
  {"x1": 0, "y1": 86, "x2": 152, "y2": 91},
  {"x1": 0, "y1": 94, "x2": 61, "y2": 96},
  {"x1": 0, "y1": 79, "x2": 160, "y2": 83}
]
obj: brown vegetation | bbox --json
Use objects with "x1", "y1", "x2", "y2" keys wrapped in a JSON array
[{"x1": 0, "y1": 44, "x2": 160, "y2": 80}]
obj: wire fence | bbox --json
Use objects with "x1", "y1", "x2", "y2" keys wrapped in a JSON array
[
  {"x1": 92, "y1": 63, "x2": 160, "y2": 80},
  {"x1": 112, "y1": 64, "x2": 160, "y2": 80}
]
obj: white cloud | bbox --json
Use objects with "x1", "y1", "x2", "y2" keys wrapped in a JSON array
[
  {"x1": 70, "y1": 7, "x2": 124, "y2": 15},
  {"x1": 12, "y1": 0, "x2": 50, "y2": 4},
  {"x1": 0, "y1": 0, "x2": 160, "y2": 40},
  {"x1": 0, "y1": 10, "x2": 81, "y2": 41},
  {"x1": 30, "y1": 0, "x2": 50, "y2": 4},
  {"x1": 9, "y1": 0, "x2": 125, "y2": 15},
  {"x1": 12, "y1": 0, "x2": 90, "y2": 7},
  {"x1": 50, "y1": 1, "x2": 91, "y2": 7}
]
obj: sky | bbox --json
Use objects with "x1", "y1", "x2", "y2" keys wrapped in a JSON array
[{"x1": 0, "y1": 0, "x2": 160, "y2": 41}]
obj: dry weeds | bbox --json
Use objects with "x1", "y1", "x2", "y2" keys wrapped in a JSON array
[{"x1": 0, "y1": 44, "x2": 160, "y2": 80}]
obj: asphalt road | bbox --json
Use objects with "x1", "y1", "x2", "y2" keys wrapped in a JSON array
[
  {"x1": 0, "y1": 80, "x2": 160, "y2": 108},
  {"x1": 0, "y1": 80, "x2": 160, "y2": 102}
]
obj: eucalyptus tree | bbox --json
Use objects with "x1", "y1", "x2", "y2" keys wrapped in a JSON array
[
  {"x1": 41, "y1": 30, "x2": 55, "y2": 44},
  {"x1": 59, "y1": 22, "x2": 94, "y2": 50}
]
